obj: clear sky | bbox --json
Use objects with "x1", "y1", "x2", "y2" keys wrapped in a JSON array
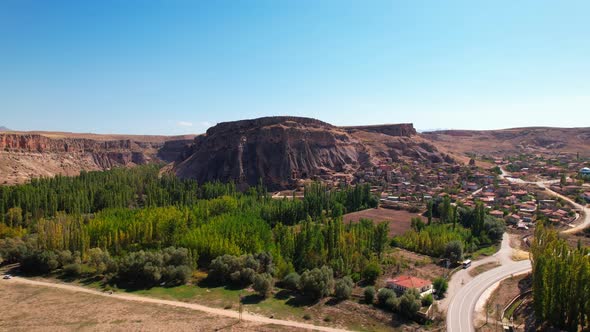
[{"x1": 1, "y1": 1, "x2": 589, "y2": 135}]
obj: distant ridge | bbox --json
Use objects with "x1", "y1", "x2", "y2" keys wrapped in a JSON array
[{"x1": 0, "y1": 126, "x2": 11, "y2": 131}]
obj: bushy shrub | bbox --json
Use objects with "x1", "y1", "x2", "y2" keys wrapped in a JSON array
[
  {"x1": 364, "y1": 286, "x2": 376, "y2": 304},
  {"x1": 385, "y1": 296, "x2": 400, "y2": 312},
  {"x1": 334, "y1": 276, "x2": 354, "y2": 300},
  {"x1": 399, "y1": 288, "x2": 421, "y2": 318},
  {"x1": 117, "y1": 247, "x2": 192, "y2": 287},
  {"x1": 377, "y1": 288, "x2": 396, "y2": 308},
  {"x1": 421, "y1": 293, "x2": 434, "y2": 307},
  {"x1": 21, "y1": 250, "x2": 59, "y2": 274},
  {"x1": 209, "y1": 253, "x2": 274, "y2": 286},
  {"x1": 362, "y1": 262, "x2": 381, "y2": 285},
  {"x1": 282, "y1": 272, "x2": 301, "y2": 291},
  {"x1": 300, "y1": 266, "x2": 334, "y2": 300},
  {"x1": 63, "y1": 263, "x2": 82, "y2": 276},
  {"x1": 433, "y1": 277, "x2": 448, "y2": 297},
  {"x1": 253, "y1": 273, "x2": 274, "y2": 298}
]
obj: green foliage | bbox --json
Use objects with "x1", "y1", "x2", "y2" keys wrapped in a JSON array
[
  {"x1": 399, "y1": 288, "x2": 421, "y2": 319},
  {"x1": 364, "y1": 286, "x2": 376, "y2": 304},
  {"x1": 393, "y1": 224, "x2": 469, "y2": 257},
  {"x1": 395, "y1": 203, "x2": 505, "y2": 257},
  {"x1": 531, "y1": 224, "x2": 590, "y2": 331},
  {"x1": 253, "y1": 273, "x2": 274, "y2": 298},
  {"x1": 208, "y1": 253, "x2": 273, "y2": 287},
  {"x1": 282, "y1": 272, "x2": 301, "y2": 291},
  {"x1": 117, "y1": 247, "x2": 193, "y2": 287},
  {"x1": 377, "y1": 288, "x2": 397, "y2": 309},
  {"x1": 433, "y1": 277, "x2": 448, "y2": 297},
  {"x1": 410, "y1": 217, "x2": 425, "y2": 231},
  {"x1": 421, "y1": 293, "x2": 434, "y2": 306},
  {"x1": 300, "y1": 266, "x2": 335, "y2": 300},
  {"x1": 444, "y1": 240, "x2": 464, "y2": 262},
  {"x1": 0, "y1": 166, "x2": 392, "y2": 298},
  {"x1": 362, "y1": 262, "x2": 381, "y2": 285},
  {"x1": 334, "y1": 276, "x2": 354, "y2": 300}
]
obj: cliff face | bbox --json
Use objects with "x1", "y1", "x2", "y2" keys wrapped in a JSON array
[
  {"x1": 174, "y1": 117, "x2": 364, "y2": 189},
  {"x1": 0, "y1": 133, "x2": 193, "y2": 185},
  {"x1": 172, "y1": 117, "x2": 448, "y2": 190},
  {"x1": 342, "y1": 123, "x2": 417, "y2": 137}
]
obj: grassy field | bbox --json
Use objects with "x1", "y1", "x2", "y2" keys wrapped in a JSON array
[{"x1": 75, "y1": 275, "x2": 405, "y2": 331}]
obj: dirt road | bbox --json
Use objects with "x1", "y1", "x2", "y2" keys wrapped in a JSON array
[{"x1": 4, "y1": 277, "x2": 351, "y2": 332}]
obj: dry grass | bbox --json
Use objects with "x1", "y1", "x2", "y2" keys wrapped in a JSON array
[
  {"x1": 0, "y1": 281, "x2": 298, "y2": 332},
  {"x1": 468, "y1": 262, "x2": 500, "y2": 278},
  {"x1": 512, "y1": 249, "x2": 530, "y2": 261}
]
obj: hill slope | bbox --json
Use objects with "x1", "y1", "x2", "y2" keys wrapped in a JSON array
[
  {"x1": 422, "y1": 127, "x2": 590, "y2": 158},
  {"x1": 0, "y1": 132, "x2": 194, "y2": 185},
  {"x1": 172, "y1": 116, "x2": 450, "y2": 190}
]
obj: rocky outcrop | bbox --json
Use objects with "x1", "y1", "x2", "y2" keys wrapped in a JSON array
[
  {"x1": 0, "y1": 133, "x2": 193, "y2": 185},
  {"x1": 342, "y1": 123, "x2": 417, "y2": 137},
  {"x1": 172, "y1": 117, "x2": 446, "y2": 190},
  {"x1": 174, "y1": 117, "x2": 363, "y2": 189}
]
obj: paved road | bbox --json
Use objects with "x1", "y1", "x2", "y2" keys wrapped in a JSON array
[
  {"x1": 447, "y1": 167, "x2": 589, "y2": 331},
  {"x1": 447, "y1": 259, "x2": 531, "y2": 332},
  {"x1": 3, "y1": 277, "x2": 351, "y2": 332},
  {"x1": 439, "y1": 233, "x2": 513, "y2": 313}
]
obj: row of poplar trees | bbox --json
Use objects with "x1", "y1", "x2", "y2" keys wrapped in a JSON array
[{"x1": 531, "y1": 223, "x2": 590, "y2": 331}]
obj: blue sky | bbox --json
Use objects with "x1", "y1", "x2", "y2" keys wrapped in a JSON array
[{"x1": 1, "y1": 1, "x2": 589, "y2": 134}]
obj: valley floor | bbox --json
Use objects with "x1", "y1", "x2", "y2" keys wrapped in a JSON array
[{"x1": 0, "y1": 279, "x2": 296, "y2": 332}]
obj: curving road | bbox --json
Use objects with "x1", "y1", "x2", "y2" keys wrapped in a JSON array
[
  {"x1": 448, "y1": 260, "x2": 532, "y2": 332},
  {"x1": 447, "y1": 167, "x2": 589, "y2": 331}
]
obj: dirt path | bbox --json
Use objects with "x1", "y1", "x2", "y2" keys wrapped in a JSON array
[{"x1": 4, "y1": 277, "x2": 351, "y2": 332}]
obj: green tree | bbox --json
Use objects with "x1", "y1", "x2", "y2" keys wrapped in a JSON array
[
  {"x1": 253, "y1": 273, "x2": 274, "y2": 298},
  {"x1": 334, "y1": 276, "x2": 354, "y2": 300},
  {"x1": 433, "y1": 277, "x2": 448, "y2": 297},
  {"x1": 399, "y1": 288, "x2": 421, "y2": 319},
  {"x1": 444, "y1": 240, "x2": 463, "y2": 262},
  {"x1": 300, "y1": 266, "x2": 335, "y2": 300},
  {"x1": 364, "y1": 286, "x2": 376, "y2": 304},
  {"x1": 362, "y1": 262, "x2": 381, "y2": 285}
]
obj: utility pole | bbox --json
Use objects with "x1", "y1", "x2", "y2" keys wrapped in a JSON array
[{"x1": 238, "y1": 293, "x2": 243, "y2": 321}]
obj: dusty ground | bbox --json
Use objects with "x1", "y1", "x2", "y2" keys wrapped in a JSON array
[
  {"x1": 475, "y1": 274, "x2": 532, "y2": 332},
  {"x1": 421, "y1": 127, "x2": 590, "y2": 157},
  {"x1": 468, "y1": 262, "x2": 501, "y2": 278},
  {"x1": 343, "y1": 208, "x2": 419, "y2": 236},
  {"x1": 378, "y1": 248, "x2": 447, "y2": 285},
  {"x1": 0, "y1": 281, "x2": 298, "y2": 332}
]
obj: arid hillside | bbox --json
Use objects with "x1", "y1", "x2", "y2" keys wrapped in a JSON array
[
  {"x1": 422, "y1": 127, "x2": 590, "y2": 159},
  {"x1": 0, "y1": 131, "x2": 194, "y2": 185},
  {"x1": 172, "y1": 116, "x2": 451, "y2": 190}
]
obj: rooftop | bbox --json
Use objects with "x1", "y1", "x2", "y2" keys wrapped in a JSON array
[{"x1": 387, "y1": 275, "x2": 432, "y2": 289}]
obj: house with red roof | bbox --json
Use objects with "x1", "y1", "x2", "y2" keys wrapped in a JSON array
[{"x1": 386, "y1": 275, "x2": 433, "y2": 297}]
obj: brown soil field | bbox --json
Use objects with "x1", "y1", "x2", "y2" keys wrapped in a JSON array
[
  {"x1": 343, "y1": 208, "x2": 421, "y2": 236},
  {"x1": 0, "y1": 281, "x2": 298, "y2": 332}
]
